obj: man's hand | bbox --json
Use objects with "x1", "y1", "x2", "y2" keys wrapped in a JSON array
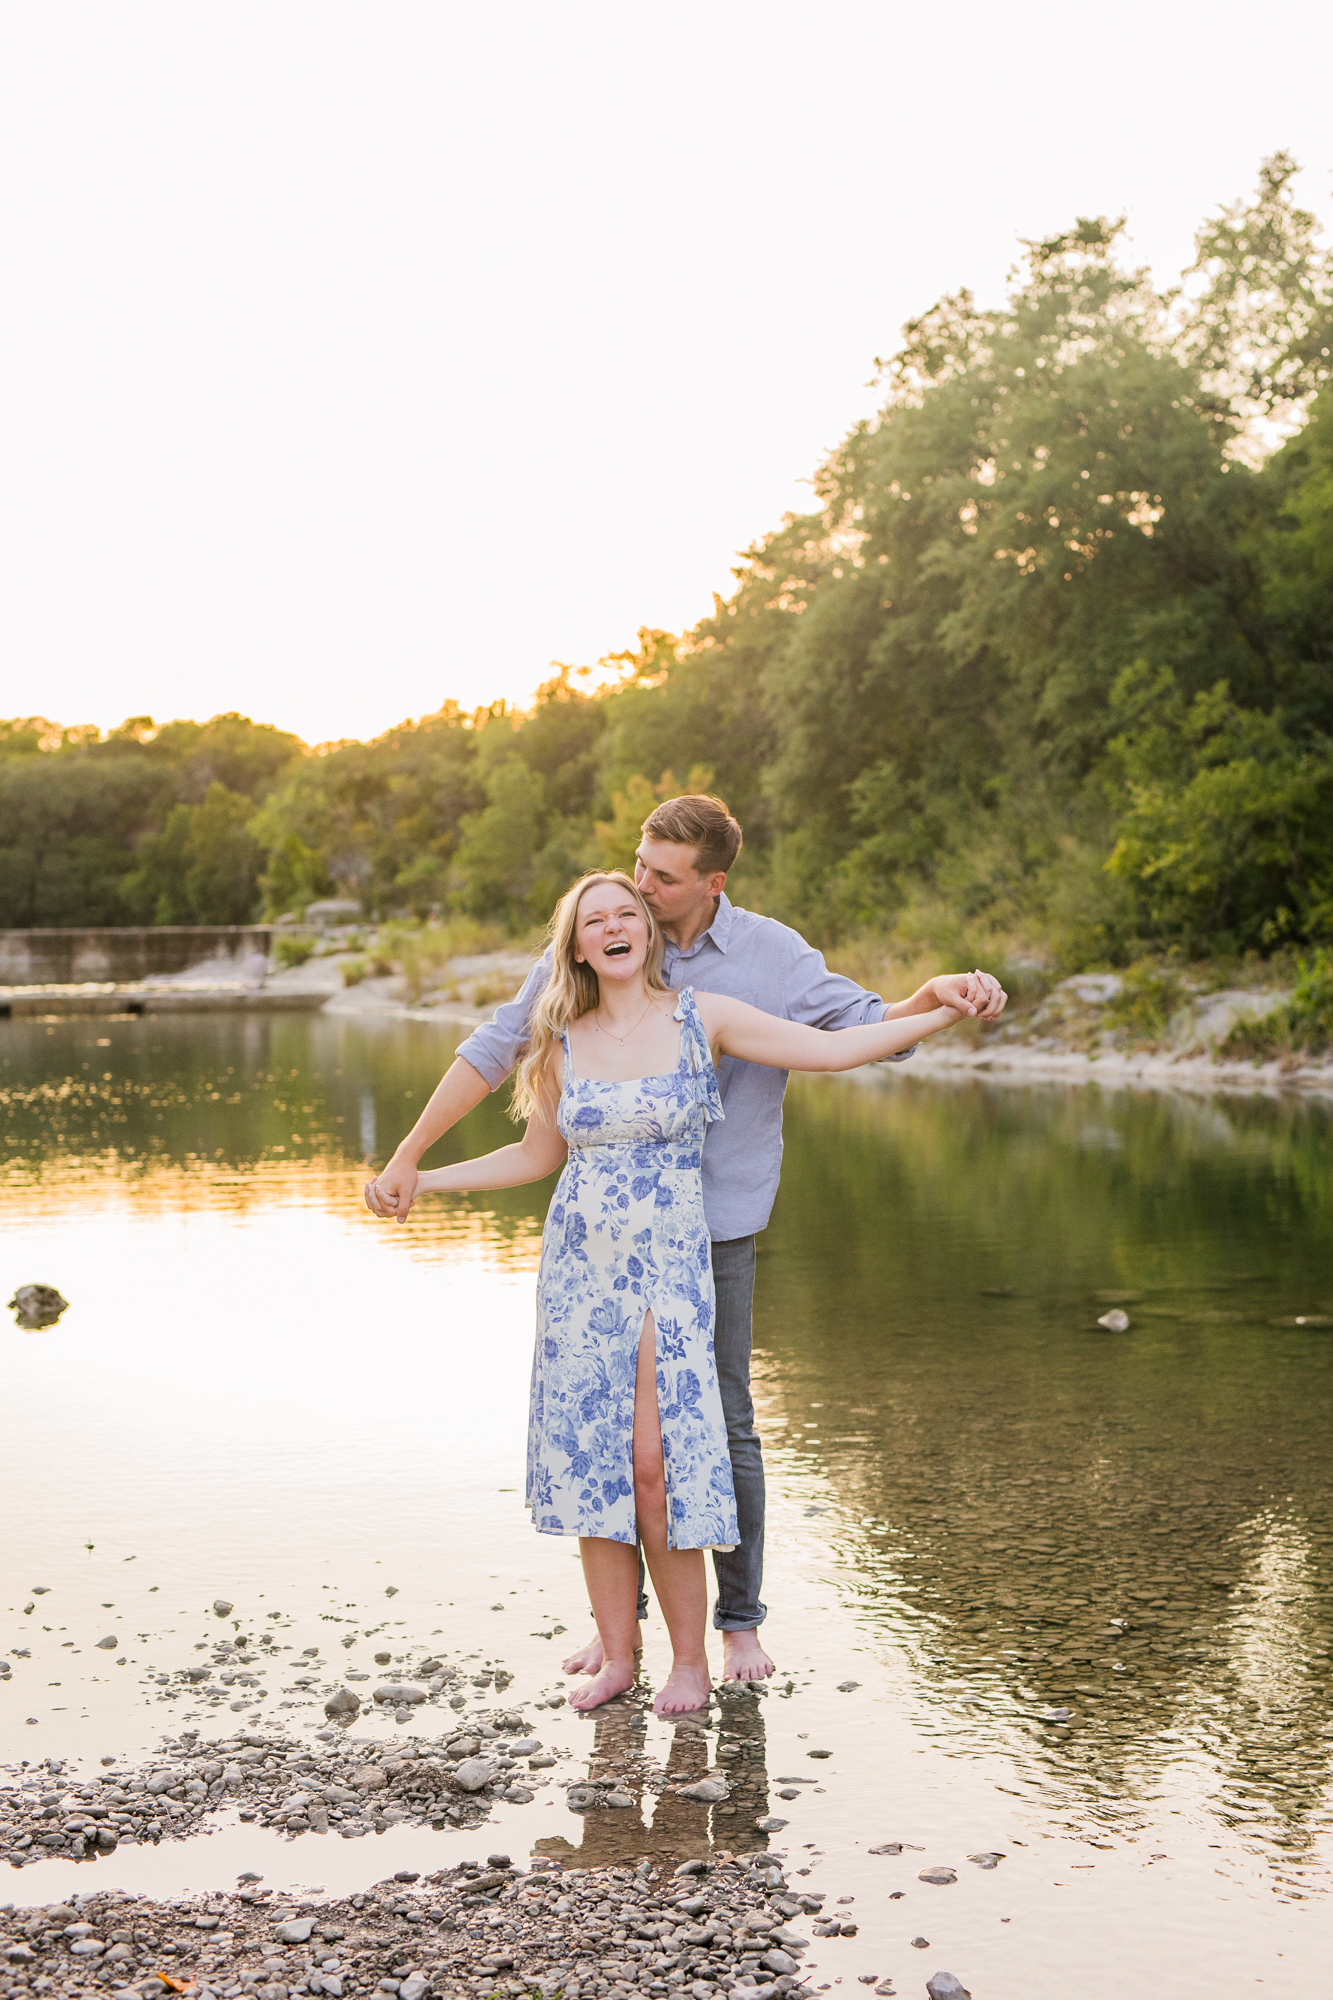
[
  {"x1": 364, "y1": 1156, "x2": 420, "y2": 1224},
  {"x1": 928, "y1": 969, "x2": 1007, "y2": 1020}
]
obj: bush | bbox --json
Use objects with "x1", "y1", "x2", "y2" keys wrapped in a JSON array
[
  {"x1": 272, "y1": 934, "x2": 315, "y2": 970},
  {"x1": 1220, "y1": 947, "x2": 1333, "y2": 1061},
  {"x1": 1105, "y1": 960, "x2": 1186, "y2": 1043}
]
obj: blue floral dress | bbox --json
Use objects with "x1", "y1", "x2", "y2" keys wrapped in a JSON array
[{"x1": 526, "y1": 988, "x2": 739, "y2": 1551}]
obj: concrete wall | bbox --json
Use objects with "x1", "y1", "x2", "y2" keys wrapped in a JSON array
[{"x1": 0, "y1": 926, "x2": 275, "y2": 985}]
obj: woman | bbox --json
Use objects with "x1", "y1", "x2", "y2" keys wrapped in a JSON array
[{"x1": 365, "y1": 872, "x2": 965, "y2": 1715}]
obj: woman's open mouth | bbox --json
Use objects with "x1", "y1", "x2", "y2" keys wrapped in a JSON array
[{"x1": 604, "y1": 941, "x2": 632, "y2": 958}]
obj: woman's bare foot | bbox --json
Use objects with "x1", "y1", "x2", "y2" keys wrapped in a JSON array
[
  {"x1": 568, "y1": 1657, "x2": 638, "y2": 1711},
  {"x1": 562, "y1": 1635, "x2": 643, "y2": 1676},
  {"x1": 722, "y1": 1628, "x2": 775, "y2": 1681},
  {"x1": 653, "y1": 1660, "x2": 712, "y2": 1715}
]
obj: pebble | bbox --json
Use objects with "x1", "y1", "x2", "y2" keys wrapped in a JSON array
[
  {"x1": 925, "y1": 1976, "x2": 971, "y2": 1999},
  {"x1": 94, "y1": 1635, "x2": 118, "y2": 1649},
  {"x1": 966, "y1": 1851, "x2": 1003, "y2": 1869},
  {"x1": 678, "y1": 1777, "x2": 729, "y2": 1803},
  {"x1": 918, "y1": 1869, "x2": 956, "y2": 1887},
  {"x1": 1096, "y1": 1308, "x2": 1131, "y2": 1332},
  {"x1": 213, "y1": 1599, "x2": 234, "y2": 1617},
  {"x1": 0, "y1": 1854, "x2": 823, "y2": 2000}
]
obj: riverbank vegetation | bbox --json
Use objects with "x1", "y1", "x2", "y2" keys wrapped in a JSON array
[{"x1": 3, "y1": 157, "x2": 1330, "y2": 1014}]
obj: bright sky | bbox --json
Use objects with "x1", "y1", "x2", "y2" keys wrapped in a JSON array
[{"x1": 3, "y1": 2, "x2": 1331, "y2": 747}]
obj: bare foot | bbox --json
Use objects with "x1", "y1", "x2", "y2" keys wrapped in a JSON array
[
  {"x1": 722, "y1": 1628, "x2": 775, "y2": 1681},
  {"x1": 653, "y1": 1660, "x2": 712, "y2": 1716},
  {"x1": 568, "y1": 1658, "x2": 639, "y2": 1711},
  {"x1": 562, "y1": 1635, "x2": 642, "y2": 1676}
]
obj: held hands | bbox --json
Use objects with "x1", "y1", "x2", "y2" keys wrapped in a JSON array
[
  {"x1": 363, "y1": 1156, "x2": 420, "y2": 1224},
  {"x1": 928, "y1": 969, "x2": 1007, "y2": 1021}
]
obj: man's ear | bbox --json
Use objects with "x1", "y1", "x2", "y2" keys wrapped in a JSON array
[{"x1": 704, "y1": 870, "x2": 728, "y2": 898}]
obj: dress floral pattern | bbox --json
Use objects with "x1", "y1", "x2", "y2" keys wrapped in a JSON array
[{"x1": 526, "y1": 987, "x2": 739, "y2": 1551}]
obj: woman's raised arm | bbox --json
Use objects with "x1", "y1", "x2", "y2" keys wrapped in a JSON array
[{"x1": 699, "y1": 991, "x2": 962, "y2": 1072}]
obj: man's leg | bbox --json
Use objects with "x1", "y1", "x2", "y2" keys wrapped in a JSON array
[{"x1": 711, "y1": 1234, "x2": 774, "y2": 1678}]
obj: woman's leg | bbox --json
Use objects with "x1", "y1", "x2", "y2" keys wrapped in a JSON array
[
  {"x1": 634, "y1": 1310, "x2": 712, "y2": 1715},
  {"x1": 569, "y1": 1538, "x2": 641, "y2": 1711}
]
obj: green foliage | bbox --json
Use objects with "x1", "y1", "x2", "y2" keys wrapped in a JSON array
[
  {"x1": 1220, "y1": 946, "x2": 1333, "y2": 1061},
  {"x1": 1105, "y1": 960, "x2": 1187, "y2": 1042},
  {"x1": 272, "y1": 934, "x2": 316, "y2": 970},
  {"x1": 4, "y1": 157, "x2": 1331, "y2": 960},
  {"x1": 121, "y1": 782, "x2": 265, "y2": 925}
]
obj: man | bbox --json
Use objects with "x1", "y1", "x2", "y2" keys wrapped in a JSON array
[{"x1": 364, "y1": 794, "x2": 1006, "y2": 1682}]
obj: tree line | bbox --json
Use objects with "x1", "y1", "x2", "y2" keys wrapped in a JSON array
[{"x1": 3, "y1": 156, "x2": 1330, "y2": 967}]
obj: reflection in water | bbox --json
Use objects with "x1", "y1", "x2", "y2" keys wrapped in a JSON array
[
  {"x1": 535, "y1": 1688, "x2": 773, "y2": 1869},
  {"x1": 3, "y1": 1012, "x2": 1333, "y2": 1950},
  {"x1": 759, "y1": 1072, "x2": 1333, "y2": 1880}
]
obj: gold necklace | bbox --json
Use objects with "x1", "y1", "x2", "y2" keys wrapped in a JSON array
[{"x1": 593, "y1": 996, "x2": 658, "y2": 1048}]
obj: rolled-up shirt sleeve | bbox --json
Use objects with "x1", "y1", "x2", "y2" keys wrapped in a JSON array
[
  {"x1": 783, "y1": 932, "x2": 916, "y2": 1060},
  {"x1": 454, "y1": 953, "x2": 552, "y2": 1090}
]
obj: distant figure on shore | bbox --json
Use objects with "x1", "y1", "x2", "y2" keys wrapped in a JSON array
[{"x1": 365, "y1": 809, "x2": 1004, "y2": 1713}]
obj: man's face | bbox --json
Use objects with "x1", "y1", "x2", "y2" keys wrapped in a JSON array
[{"x1": 634, "y1": 835, "x2": 726, "y2": 923}]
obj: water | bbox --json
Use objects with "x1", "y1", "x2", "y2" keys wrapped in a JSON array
[{"x1": 3, "y1": 1013, "x2": 1332, "y2": 1991}]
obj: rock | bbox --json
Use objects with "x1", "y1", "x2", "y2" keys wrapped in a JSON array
[
  {"x1": 399, "y1": 1980, "x2": 427, "y2": 2000},
  {"x1": 755, "y1": 1817, "x2": 788, "y2": 1832},
  {"x1": 674, "y1": 1858, "x2": 709, "y2": 1875},
  {"x1": 70, "y1": 1940, "x2": 104, "y2": 1956},
  {"x1": 777, "y1": 1787, "x2": 801, "y2": 1800},
  {"x1": 452, "y1": 1757, "x2": 499, "y2": 1793},
  {"x1": 5, "y1": 1946, "x2": 36, "y2": 1964},
  {"x1": 324, "y1": 1689, "x2": 360, "y2": 1719},
  {"x1": 761, "y1": 1953, "x2": 798, "y2": 1977},
  {"x1": 679, "y1": 1777, "x2": 730, "y2": 1803},
  {"x1": 276, "y1": 1919, "x2": 317, "y2": 1944},
  {"x1": 567, "y1": 1785, "x2": 598, "y2": 1811},
  {"x1": 507, "y1": 1738, "x2": 541, "y2": 1755},
  {"x1": 926, "y1": 1977, "x2": 971, "y2": 2000},
  {"x1": 8, "y1": 1283, "x2": 69, "y2": 1329},
  {"x1": 967, "y1": 1851, "x2": 1004, "y2": 1869},
  {"x1": 910, "y1": 1936, "x2": 930, "y2": 1949},
  {"x1": 373, "y1": 1683, "x2": 427, "y2": 1704},
  {"x1": 213, "y1": 1600, "x2": 234, "y2": 1617},
  {"x1": 806, "y1": 1749, "x2": 833, "y2": 1759},
  {"x1": 385, "y1": 1585, "x2": 399, "y2": 1596},
  {"x1": 1038, "y1": 1706, "x2": 1072, "y2": 1723},
  {"x1": 837, "y1": 1681, "x2": 860, "y2": 1692},
  {"x1": 918, "y1": 1868, "x2": 957, "y2": 1886},
  {"x1": 95, "y1": 1634, "x2": 118, "y2": 1649},
  {"x1": 1096, "y1": 1308, "x2": 1131, "y2": 1331},
  {"x1": 145, "y1": 1771, "x2": 177, "y2": 1794},
  {"x1": 505, "y1": 1785, "x2": 534, "y2": 1803},
  {"x1": 605, "y1": 1791, "x2": 634, "y2": 1808},
  {"x1": 868, "y1": 1843, "x2": 902, "y2": 1855}
]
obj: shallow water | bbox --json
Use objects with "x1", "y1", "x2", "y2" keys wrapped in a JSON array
[{"x1": 3, "y1": 1014, "x2": 1332, "y2": 1991}]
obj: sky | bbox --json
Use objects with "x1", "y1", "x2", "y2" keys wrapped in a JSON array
[{"x1": 2, "y1": 1, "x2": 1331, "y2": 748}]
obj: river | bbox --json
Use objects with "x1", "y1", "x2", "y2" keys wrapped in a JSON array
[{"x1": 2, "y1": 1012, "x2": 1331, "y2": 1993}]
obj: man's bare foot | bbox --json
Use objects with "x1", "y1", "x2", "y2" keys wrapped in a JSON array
[
  {"x1": 568, "y1": 1658, "x2": 638, "y2": 1711},
  {"x1": 562, "y1": 1636, "x2": 643, "y2": 1676},
  {"x1": 722, "y1": 1628, "x2": 775, "y2": 1681},
  {"x1": 653, "y1": 1661, "x2": 712, "y2": 1716}
]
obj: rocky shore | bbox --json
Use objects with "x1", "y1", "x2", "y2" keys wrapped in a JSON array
[{"x1": 0, "y1": 1851, "x2": 923, "y2": 2000}]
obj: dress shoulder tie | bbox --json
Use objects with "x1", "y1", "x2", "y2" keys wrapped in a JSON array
[{"x1": 673, "y1": 986, "x2": 725, "y2": 1125}]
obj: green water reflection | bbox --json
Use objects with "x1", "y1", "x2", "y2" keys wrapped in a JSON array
[
  {"x1": 762, "y1": 1073, "x2": 1333, "y2": 1877},
  {"x1": 3, "y1": 1016, "x2": 1332, "y2": 1880}
]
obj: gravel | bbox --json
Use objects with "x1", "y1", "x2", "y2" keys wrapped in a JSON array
[{"x1": 0, "y1": 1853, "x2": 824, "y2": 2000}]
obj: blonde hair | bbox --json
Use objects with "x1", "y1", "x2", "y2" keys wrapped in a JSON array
[{"x1": 510, "y1": 871, "x2": 669, "y2": 1122}]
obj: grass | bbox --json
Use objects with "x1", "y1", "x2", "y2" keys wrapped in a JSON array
[{"x1": 1219, "y1": 948, "x2": 1333, "y2": 1064}]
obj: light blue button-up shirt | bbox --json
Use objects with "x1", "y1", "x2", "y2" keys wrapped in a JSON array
[{"x1": 455, "y1": 893, "x2": 913, "y2": 1241}]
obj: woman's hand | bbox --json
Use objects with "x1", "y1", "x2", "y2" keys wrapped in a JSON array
[{"x1": 364, "y1": 1156, "x2": 419, "y2": 1224}]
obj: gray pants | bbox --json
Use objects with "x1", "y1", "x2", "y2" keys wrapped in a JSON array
[{"x1": 636, "y1": 1233, "x2": 767, "y2": 1632}]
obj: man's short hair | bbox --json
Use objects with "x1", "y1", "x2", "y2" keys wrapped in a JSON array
[{"x1": 641, "y1": 794, "x2": 743, "y2": 877}]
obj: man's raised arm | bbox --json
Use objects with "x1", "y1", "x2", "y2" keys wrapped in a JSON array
[
  {"x1": 365, "y1": 954, "x2": 551, "y2": 1223},
  {"x1": 782, "y1": 931, "x2": 1005, "y2": 1052}
]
